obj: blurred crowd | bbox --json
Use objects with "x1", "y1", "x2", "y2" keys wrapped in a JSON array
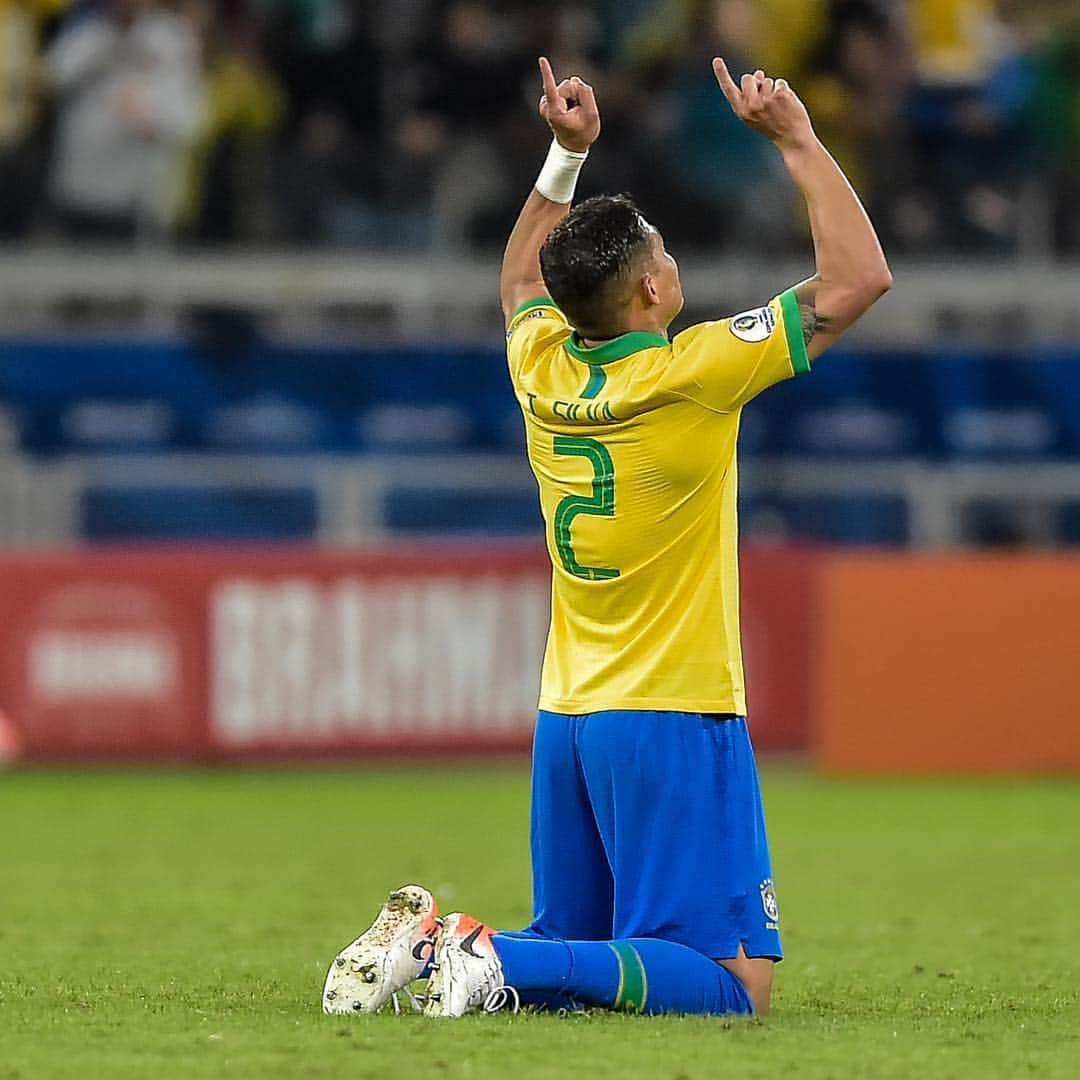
[{"x1": 1, "y1": 0, "x2": 1079, "y2": 254}]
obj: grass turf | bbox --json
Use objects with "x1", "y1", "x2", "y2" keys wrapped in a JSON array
[{"x1": 1, "y1": 764, "x2": 1078, "y2": 1078}]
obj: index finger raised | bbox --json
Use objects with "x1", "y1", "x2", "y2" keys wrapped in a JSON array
[
  {"x1": 539, "y1": 56, "x2": 561, "y2": 105},
  {"x1": 712, "y1": 57, "x2": 742, "y2": 107}
]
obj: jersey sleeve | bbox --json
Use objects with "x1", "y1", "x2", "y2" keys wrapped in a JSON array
[
  {"x1": 506, "y1": 297, "x2": 572, "y2": 383},
  {"x1": 666, "y1": 289, "x2": 811, "y2": 412}
]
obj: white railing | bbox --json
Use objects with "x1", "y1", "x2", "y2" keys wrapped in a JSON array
[{"x1": 2, "y1": 451, "x2": 1079, "y2": 548}]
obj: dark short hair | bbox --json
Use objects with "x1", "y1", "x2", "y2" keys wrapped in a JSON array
[{"x1": 540, "y1": 194, "x2": 653, "y2": 338}]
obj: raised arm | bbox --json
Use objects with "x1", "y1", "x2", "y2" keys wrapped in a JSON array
[
  {"x1": 712, "y1": 58, "x2": 892, "y2": 360},
  {"x1": 500, "y1": 57, "x2": 601, "y2": 325}
]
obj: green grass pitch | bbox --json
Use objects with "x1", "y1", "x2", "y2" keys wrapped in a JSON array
[{"x1": 2, "y1": 764, "x2": 1078, "y2": 1078}]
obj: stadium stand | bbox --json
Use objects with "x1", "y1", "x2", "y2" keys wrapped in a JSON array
[{"x1": 3, "y1": 331, "x2": 1080, "y2": 546}]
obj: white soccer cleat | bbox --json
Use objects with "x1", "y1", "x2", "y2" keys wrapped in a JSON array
[
  {"x1": 423, "y1": 912, "x2": 519, "y2": 1018},
  {"x1": 323, "y1": 885, "x2": 441, "y2": 1015}
]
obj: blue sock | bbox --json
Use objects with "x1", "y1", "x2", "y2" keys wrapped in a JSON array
[{"x1": 492, "y1": 934, "x2": 754, "y2": 1016}]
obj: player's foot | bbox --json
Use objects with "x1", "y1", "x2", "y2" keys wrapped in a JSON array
[
  {"x1": 423, "y1": 912, "x2": 519, "y2": 1017},
  {"x1": 323, "y1": 885, "x2": 441, "y2": 1015}
]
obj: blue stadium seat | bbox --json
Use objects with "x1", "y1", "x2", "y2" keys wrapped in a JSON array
[
  {"x1": 81, "y1": 488, "x2": 318, "y2": 541},
  {"x1": 383, "y1": 489, "x2": 542, "y2": 534},
  {"x1": 741, "y1": 494, "x2": 909, "y2": 545}
]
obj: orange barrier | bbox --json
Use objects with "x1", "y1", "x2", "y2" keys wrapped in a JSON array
[{"x1": 815, "y1": 554, "x2": 1080, "y2": 774}]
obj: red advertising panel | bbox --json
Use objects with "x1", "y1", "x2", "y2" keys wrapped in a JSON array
[
  {"x1": 207, "y1": 553, "x2": 551, "y2": 756},
  {"x1": 0, "y1": 546, "x2": 817, "y2": 761},
  {"x1": 0, "y1": 554, "x2": 208, "y2": 758},
  {"x1": 741, "y1": 547, "x2": 819, "y2": 750}
]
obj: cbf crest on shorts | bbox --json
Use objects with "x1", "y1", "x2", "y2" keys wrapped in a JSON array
[{"x1": 760, "y1": 879, "x2": 780, "y2": 929}]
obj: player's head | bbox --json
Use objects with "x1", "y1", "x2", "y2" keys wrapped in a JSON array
[{"x1": 540, "y1": 195, "x2": 684, "y2": 340}]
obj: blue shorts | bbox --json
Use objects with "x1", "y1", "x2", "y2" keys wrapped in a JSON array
[{"x1": 524, "y1": 710, "x2": 782, "y2": 961}]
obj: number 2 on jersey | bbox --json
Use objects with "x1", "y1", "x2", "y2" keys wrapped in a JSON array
[{"x1": 552, "y1": 436, "x2": 620, "y2": 581}]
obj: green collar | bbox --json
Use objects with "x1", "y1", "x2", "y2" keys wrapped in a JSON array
[{"x1": 564, "y1": 329, "x2": 668, "y2": 365}]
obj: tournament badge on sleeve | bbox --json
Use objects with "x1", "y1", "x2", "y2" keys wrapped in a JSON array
[{"x1": 730, "y1": 306, "x2": 778, "y2": 343}]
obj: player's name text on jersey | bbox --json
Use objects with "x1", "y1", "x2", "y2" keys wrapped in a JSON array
[{"x1": 526, "y1": 393, "x2": 621, "y2": 423}]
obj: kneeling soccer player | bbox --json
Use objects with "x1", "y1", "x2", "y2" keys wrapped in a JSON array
[{"x1": 324, "y1": 55, "x2": 890, "y2": 1019}]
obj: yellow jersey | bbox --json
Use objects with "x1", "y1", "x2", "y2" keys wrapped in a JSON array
[{"x1": 507, "y1": 290, "x2": 810, "y2": 715}]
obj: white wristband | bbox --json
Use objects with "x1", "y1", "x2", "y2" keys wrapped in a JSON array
[{"x1": 535, "y1": 138, "x2": 589, "y2": 204}]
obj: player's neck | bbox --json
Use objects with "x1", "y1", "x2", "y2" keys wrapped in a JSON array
[{"x1": 581, "y1": 312, "x2": 669, "y2": 347}]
